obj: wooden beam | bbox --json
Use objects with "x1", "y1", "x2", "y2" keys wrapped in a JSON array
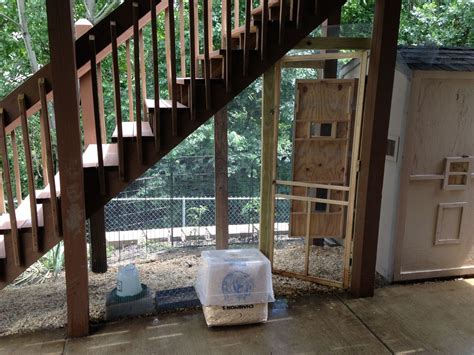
[
  {"x1": 295, "y1": 36, "x2": 372, "y2": 50},
  {"x1": 322, "y1": 10, "x2": 341, "y2": 79},
  {"x1": 214, "y1": 106, "x2": 229, "y2": 250},
  {"x1": 350, "y1": 0, "x2": 402, "y2": 298},
  {"x1": 281, "y1": 61, "x2": 324, "y2": 69},
  {"x1": 45, "y1": 0, "x2": 89, "y2": 337},
  {"x1": 259, "y1": 65, "x2": 276, "y2": 258},
  {"x1": 90, "y1": 207, "x2": 107, "y2": 273}
]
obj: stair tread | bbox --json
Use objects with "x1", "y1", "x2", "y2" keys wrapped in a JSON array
[
  {"x1": 176, "y1": 77, "x2": 225, "y2": 85},
  {"x1": 82, "y1": 143, "x2": 119, "y2": 168},
  {"x1": 36, "y1": 173, "x2": 61, "y2": 200},
  {"x1": 0, "y1": 196, "x2": 45, "y2": 231},
  {"x1": 112, "y1": 121, "x2": 154, "y2": 139},
  {"x1": 231, "y1": 25, "x2": 258, "y2": 37},
  {"x1": 145, "y1": 98, "x2": 187, "y2": 110},
  {"x1": 252, "y1": 0, "x2": 280, "y2": 15}
]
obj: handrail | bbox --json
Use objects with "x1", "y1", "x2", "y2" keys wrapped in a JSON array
[{"x1": 0, "y1": 0, "x2": 168, "y2": 133}]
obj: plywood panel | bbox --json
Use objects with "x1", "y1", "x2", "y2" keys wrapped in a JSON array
[{"x1": 290, "y1": 212, "x2": 344, "y2": 237}]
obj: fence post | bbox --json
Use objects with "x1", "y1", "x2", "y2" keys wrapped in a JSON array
[{"x1": 182, "y1": 197, "x2": 186, "y2": 227}]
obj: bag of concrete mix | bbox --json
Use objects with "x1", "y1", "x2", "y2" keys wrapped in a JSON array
[{"x1": 195, "y1": 249, "x2": 274, "y2": 326}]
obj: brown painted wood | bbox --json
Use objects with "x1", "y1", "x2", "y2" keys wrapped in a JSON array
[
  {"x1": 10, "y1": 130, "x2": 22, "y2": 204},
  {"x1": 0, "y1": 109, "x2": 20, "y2": 266},
  {"x1": 110, "y1": 22, "x2": 125, "y2": 181},
  {"x1": 261, "y1": 0, "x2": 269, "y2": 61},
  {"x1": 179, "y1": 0, "x2": 186, "y2": 77},
  {"x1": 350, "y1": 0, "x2": 402, "y2": 298},
  {"x1": 139, "y1": 29, "x2": 148, "y2": 122},
  {"x1": 189, "y1": 0, "x2": 197, "y2": 121},
  {"x1": 243, "y1": 0, "x2": 251, "y2": 75},
  {"x1": 296, "y1": 0, "x2": 302, "y2": 28},
  {"x1": 126, "y1": 40, "x2": 134, "y2": 122},
  {"x1": 89, "y1": 35, "x2": 106, "y2": 196},
  {"x1": 0, "y1": 171, "x2": 5, "y2": 214},
  {"x1": 133, "y1": 2, "x2": 144, "y2": 163},
  {"x1": 279, "y1": 0, "x2": 287, "y2": 44},
  {"x1": 45, "y1": 0, "x2": 89, "y2": 337},
  {"x1": 214, "y1": 106, "x2": 229, "y2": 249},
  {"x1": 38, "y1": 78, "x2": 60, "y2": 238},
  {"x1": 322, "y1": 10, "x2": 341, "y2": 79},
  {"x1": 18, "y1": 94, "x2": 39, "y2": 252},
  {"x1": 225, "y1": 0, "x2": 232, "y2": 92},
  {"x1": 150, "y1": 0, "x2": 161, "y2": 149},
  {"x1": 203, "y1": 0, "x2": 212, "y2": 109},
  {"x1": 165, "y1": 0, "x2": 178, "y2": 136},
  {"x1": 234, "y1": 0, "x2": 240, "y2": 30},
  {"x1": 90, "y1": 207, "x2": 107, "y2": 273}
]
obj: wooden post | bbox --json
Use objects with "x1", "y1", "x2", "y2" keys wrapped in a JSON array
[
  {"x1": 322, "y1": 9, "x2": 341, "y2": 79},
  {"x1": 350, "y1": 0, "x2": 402, "y2": 298},
  {"x1": 46, "y1": 0, "x2": 89, "y2": 337},
  {"x1": 90, "y1": 207, "x2": 107, "y2": 273},
  {"x1": 259, "y1": 65, "x2": 276, "y2": 257},
  {"x1": 214, "y1": 106, "x2": 229, "y2": 250}
]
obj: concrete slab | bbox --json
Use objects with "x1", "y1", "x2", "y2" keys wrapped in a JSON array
[{"x1": 343, "y1": 278, "x2": 474, "y2": 354}]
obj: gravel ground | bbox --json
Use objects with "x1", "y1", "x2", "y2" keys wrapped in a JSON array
[{"x1": 0, "y1": 243, "x2": 349, "y2": 336}]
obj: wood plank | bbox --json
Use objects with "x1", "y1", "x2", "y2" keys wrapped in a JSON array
[
  {"x1": 90, "y1": 207, "x2": 107, "y2": 273},
  {"x1": 214, "y1": 107, "x2": 229, "y2": 249},
  {"x1": 38, "y1": 78, "x2": 60, "y2": 238},
  {"x1": 0, "y1": 169, "x2": 4, "y2": 214},
  {"x1": 0, "y1": 109, "x2": 20, "y2": 266},
  {"x1": 350, "y1": 0, "x2": 402, "y2": 298},
  {"x1": 203, "y1": 0, "x2": 212, "y2": 109},
  {"x1": 126, "y1": 40, "x2": 134, "y2": 122},
  {"x1": 273, "y1": 268, "x2": 343, "y2": 288},
  {"x1": 112, "y1": 121, "x2": 154, "y2": 138},
  {"x1": 279, "y1": 0, "x2": 287, "y2": 44},
  {"x1": 110, "y1": 21, "x2": 125, "y2": 181},
  {"x1": 82, "y1": 144, "x2": 119, "y2": 168},
  {"x1": 150, "y1": 0, "x2": 161, "y2": 149},
  {"x1": 89, "y1": 35, "x2": 106, "y2": 196},
  {"x1": 189, "y1": 0, "x2": 197, "y2": 120},
  {"x1": 179, "y1": 0, "x2": 186, "y2": 77},
  {"x1": 276, "y1": 180, "x2": 350, "y2": 191},
  {"x1": 296, "y1": 37, "x2": 372, "y2": 50},
  {"x1": 224, "y1": 0, "x2": 232, "y2": 92},
  {"x1": 261, "y1": 0, "x2": 269, "y2": 61},
  {"x1": 10, "y1": 130, "x2": 22, "y2": 204},
  {"x1": 133, "y1": 2, "x2": 144, "y2": 163},
  {"x1": 18, "y1": 94, "x2": 39, "y2": 252},
  {"x1": 139, "y1": 29, "x2": 148, "y2": 122},
  {"x1": 45, "y1": 0, "x2": 89, "y2": 337}
]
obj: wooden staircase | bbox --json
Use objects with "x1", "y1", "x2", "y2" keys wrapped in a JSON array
[{"x1": 0, "y1": 0, "x2": 346, "y2": 290}]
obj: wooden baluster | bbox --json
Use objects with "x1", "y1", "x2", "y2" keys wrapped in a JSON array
[
  {"x1": 10, "y1": 130, "x2": 22, "y2": 204},
  {"x1": 18, "y1": 94, "x2": 39, "y2": 251},
  {"x1": 314, "y1": 0, "x2": 319, "y2": 15},
  {"x1": 279, "y1": 0, "x2": 287, "y2": 44},
  {"x1": 234, "y1": 0, "x2": 240, "y2": 30},
  {"x1": 97, "y1": 62, "x2": 107, "y2": 143},
  {"x1": 165, "y1": 0, "x2": 178, "y2": 135},
  {"x1": 110, "y1": 22, "x2": 125, "y2": 181},
  {"x1": 0, "y1": 109, "x2": 20, "y2": 265},
  {"x1": 193, "y1": 0, "x2": 199, "y2": 72},
  {"x1": 125, "y1": 40, "x2": 134, "y2": 122},
  {"x1": 150, "y1": 0, "x2": 161, "y2": 149},
  {"x1": 207, "y1": 0, "x2": 213, "y2": 51},
  {"x1": 0, "y1": 171, "x2": 5, "y2": 214},
  {"x1": 38, "y1": 78, "x2": 60, "y2": 237},
  {"x1": 225, "y1": 0, "x2": 232, "y2": 92},
  {"x1": 189, "y1": 0, "x2": 197, "y2": 120},
  {"x1": 179, "y1": 0, "x2": 186, "y2": 77},
  {"x1": 139, "y1": 29, "x2": 148, "y2": 122},
  {"x1": 203, "y1": 0, "x2": 212, "y2": 109},
  {"x1": 89, "y1": 35, "x2": 106, "y2": 195},
  {"x1": 243, "y1": 0, "x2": 251, "y2": 75},
  {"x1": 261, "y1": 0, "x2": 269, "y2": 61},
  {"x1": 133, "y1": 2, "x2": 144, "y2": 162},
  {"x1": 296, "y1": 0, "x2": 302, "y2": 29}
]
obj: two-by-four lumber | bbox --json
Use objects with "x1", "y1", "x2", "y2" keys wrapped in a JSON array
[
  {"x1": 139, "y1": 29, "x2": 148, "y2": 122},
  {"x1": 150, "y1": 0, "x2": 162, "y2": 147},
  {"x1": 110, "y1": 22, "x2": 126, "y2": 181},
  {"x1": 45, "y1": 0, "x2": 89, "y2": 337},
  {"x1": 261, "y1": 0, "x2": 269, "y2": 61},
  {"x1": 10, "y1": 130, "x2": 22, "y2": 204},
  {"x1": 224, "y1": 0, "x2": 232, "y2": 92},
  {"x1": 125, "y1": 40, "x2": 134, "y2": 122},
  {"x1": 90, "y1": 207, "x2": 107, "y2": 273},
  {"x1": 350, "y1": 0, "x2": 402, "y2": 298},
  {"x1": 89, "y1": 35, "x2": 106, "y2": 196},
  {"x1": 203, "y1": 0, "x2": 212, "y2": 109},
  {"x1": 214, "y1": 106, "x2": 229, "y2": 250},
  {"x1": 133, "y1": 2, "x2": 144, "y2": 163},
  {"x1": 0, "y1": 172, "x2": 4, "y2": 214},
  {"x1": 179, "y1": 0, "x2": 186, "y2": 77},
  {"x1": 278, "y1": 0, "x2": 288, "y2": 44},
  {"x1": 165, "y1": 0, "x2": 178, "y2": 135},
  {"x1": 18, "y1": 94, "x2": 39, "y2": 252},
  {"x1": 295, "y1": 36, "x2": 372, "y2": 50},
  {"x1": 189, "y1": 0, "x2": 197, "y2": 121},
  {"x1": 0, "y1": 109, "x2": 20, "y2": 266},
  {"x1": 38, "y1": 78, "x2": 61, "y2": 238},
  {"x1": 243, "y1": 0, "x2": 252, "y2": 75}
]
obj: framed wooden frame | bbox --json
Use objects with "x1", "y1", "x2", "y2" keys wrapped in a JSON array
[{"x1": 434, "y1": 202, "x2": 467, "y2": 246}]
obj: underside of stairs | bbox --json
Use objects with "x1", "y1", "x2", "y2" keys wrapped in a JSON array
[{"x1": 0, "y1": 0, "x2": 347, "y2": 290}]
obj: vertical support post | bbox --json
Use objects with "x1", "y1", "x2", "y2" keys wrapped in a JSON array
[
  {"x1": 10, "y1": 130, "x2": 22, "y2": 204},
  {"x1": 214, "y1": 106, "x2": 229, "y2": 250},
  {"x1": 90, "y1": 207, "x2": 107, "y2": 273},
  {"x1": 259, "y1": 65, "x2": 276, "y2": 257},
  {"x1": 350, "y1": 0, "x2": 402, "y2": 298},
  {"x1": 322, "y1": 9, "x2": 341, "y2": 79},
  {"x1": 46, "y1": 0, "x2": 89, "y2": 337}
]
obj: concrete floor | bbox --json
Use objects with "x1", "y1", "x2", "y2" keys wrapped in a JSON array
[{"x1": 0, "y1": 278, "x2": 473, "y2": 354}]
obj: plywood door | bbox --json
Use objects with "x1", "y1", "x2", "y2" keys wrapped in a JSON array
[
  {"x1": 395, "y1": 71, "x2": 474, "y2": 281},
  {"x1": 290, "y1": 79, "x2": 357, "y2": 238}
]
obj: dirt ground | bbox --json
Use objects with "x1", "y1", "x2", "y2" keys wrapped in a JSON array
[{"x1": 0, "y1": 243, "x2": 350, "y2": 337}]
